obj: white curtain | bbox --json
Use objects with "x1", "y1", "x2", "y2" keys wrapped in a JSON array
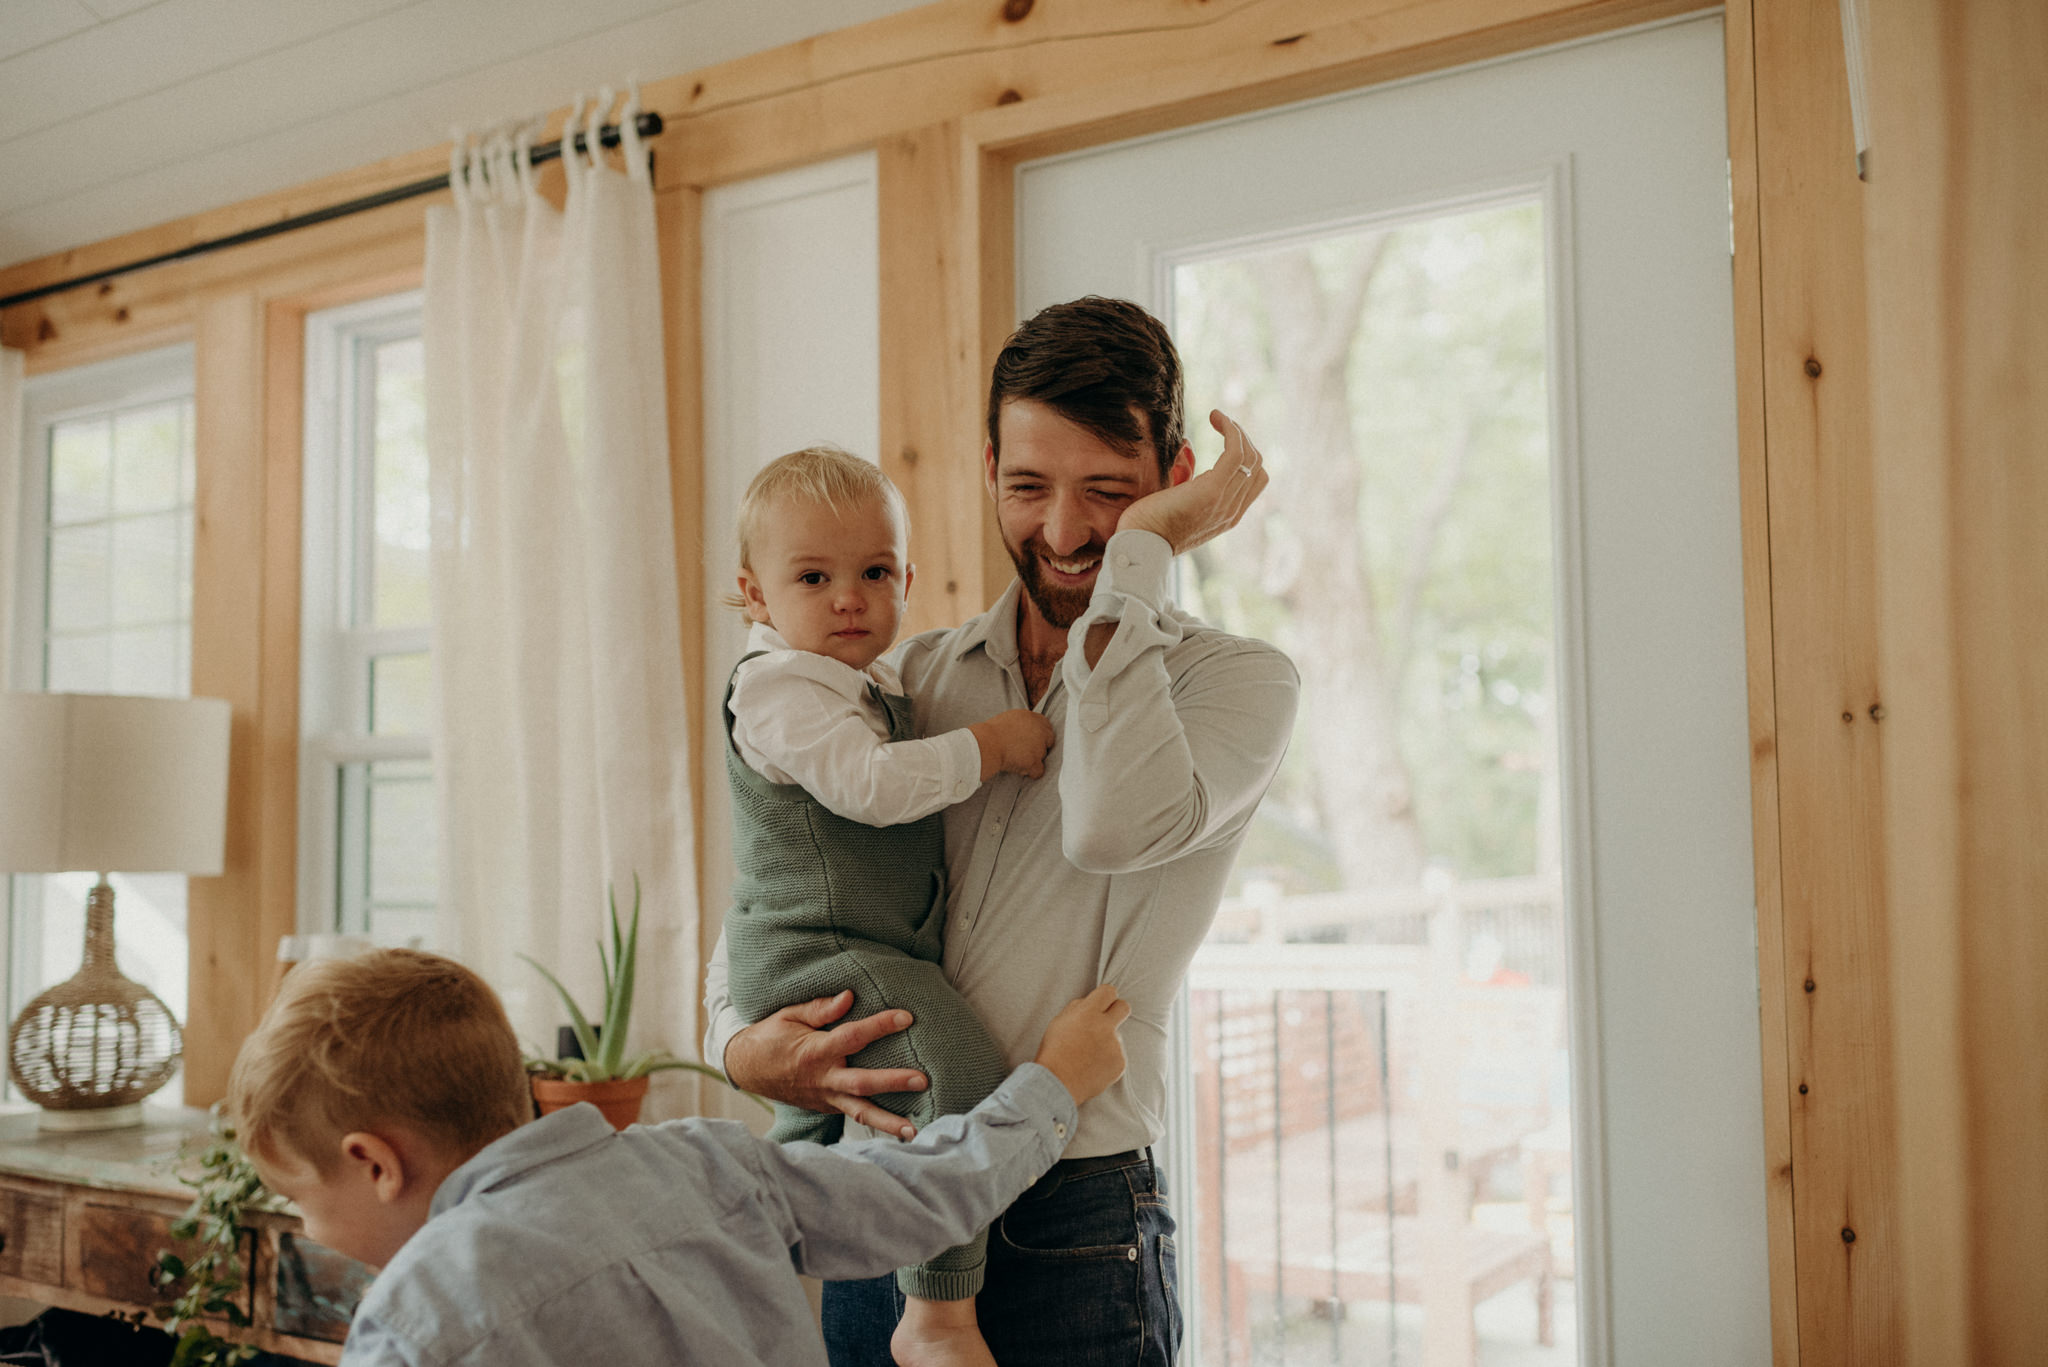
[
  {"x1": 0, "y1": 346, "x2": 21, "y2": 683},
  {"x1": 423, "y1": 95, "x2": 697, "y2": 1100}
]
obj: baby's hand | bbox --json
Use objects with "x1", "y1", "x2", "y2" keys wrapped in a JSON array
[
  {"x1": 969, "y1": 709, "x2": 1055, "y2": 781},
  {"x1": 1033, "y1": 985, "x2": 1130, "y2": 1108}
]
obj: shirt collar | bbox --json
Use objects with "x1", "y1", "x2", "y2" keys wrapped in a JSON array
[
  {"x1": 430, "y1": 1105, "x2": 616, "y2": 1218},
  {"x1": 954, "y1": 579, "x2": 1025, "y2": 666},
  {"x1": 745, "y1": 620, "x2": 906, "y2": 696}
]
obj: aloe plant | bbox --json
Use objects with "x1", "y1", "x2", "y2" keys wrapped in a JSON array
[{"x1": 522, "y1": 876, "x2": 727, "y2": 1087}]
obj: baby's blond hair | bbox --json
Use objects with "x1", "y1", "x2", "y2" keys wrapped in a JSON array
[
  {"x1": 227, "y1": 949, "x2": 532, "y2": 1174},
  {"x1": 727, "y1": 446, "x2": 906, "y2": 614}
]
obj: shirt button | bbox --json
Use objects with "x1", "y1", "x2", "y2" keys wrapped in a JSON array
[{"x1": 1054, "y1": 1121, "x2": 1067, "y2": 1139}]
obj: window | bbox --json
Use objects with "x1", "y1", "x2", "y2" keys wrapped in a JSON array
[
  {"x1": 299, "y1": 293, "x2": 436, "y2": 947},
  {"x1": 8, "y1": 344, "x2": 196, "y2": 1103}
]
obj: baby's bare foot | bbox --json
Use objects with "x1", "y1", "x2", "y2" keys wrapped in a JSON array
[{"x1": 890, "y1": 1297, "x2": 995, "y2": 1367}]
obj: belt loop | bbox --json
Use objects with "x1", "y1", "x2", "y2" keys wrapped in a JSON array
[{"x1": 1143, "y1": 1145, "x2": 1158, "y2": 1194}]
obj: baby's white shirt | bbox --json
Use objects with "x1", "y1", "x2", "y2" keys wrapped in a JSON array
[{"x1": 727, "y1": 622, "x2": 982, "y2": 827}]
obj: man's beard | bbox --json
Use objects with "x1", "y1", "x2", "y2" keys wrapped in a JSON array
[{"x1": 1007, "y1": 532, "x2": 1105, "y2": 630}]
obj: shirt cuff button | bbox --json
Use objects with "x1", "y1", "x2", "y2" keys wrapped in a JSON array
[{"x1": 1054, "y1": 1121, "x2": 1067, "y2": 1139}]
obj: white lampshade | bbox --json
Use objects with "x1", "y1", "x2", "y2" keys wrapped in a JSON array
[{"x1": 0, "y1": 693, "x2": 231, "y2": 876}]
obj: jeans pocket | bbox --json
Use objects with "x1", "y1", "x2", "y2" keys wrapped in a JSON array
[{"x1": 997, "y1": 1169, "x2": 1141, "y2": 1258}]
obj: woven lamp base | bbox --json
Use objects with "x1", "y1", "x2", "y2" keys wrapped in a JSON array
[{"x1": 37, "y1": 1103, "x2": 144, "y2": 1132}]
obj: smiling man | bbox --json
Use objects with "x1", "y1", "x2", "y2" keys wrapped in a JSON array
[{"x1": 704, "y1": 296, "x2": 1300, "y2": 1367}]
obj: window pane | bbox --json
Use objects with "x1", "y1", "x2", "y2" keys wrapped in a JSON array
[
  {"x1": 368, "y1": 760, "x2": 436, "y2": 906},
  {"x1": 1174, "y1": 202, "x2": 1573, "y2": 1365},
  {"x1": 370, "y1": 652, "x2": 432, "y2": 736},
  {"x1": 44, "y1": 634, "x2": 109, "y2": 692},
  {"x1": 46, "y1": 523, "x2": 111, "y2": 633},
  {"x1": 48, "y1": 418, "x2": 111, "y2": 525},
  {"x1": 371, "y1": 337, "x2": 430, "y2": 629},
  {"x1": 111, "y1": 512, "x2": 180, "y2": 625},
  {"x1": 109, "y1": 626, "x2": 183, "y2": 697},
  {"x1": 112, "y1": 402, "x2": 183, "y2": 514}
]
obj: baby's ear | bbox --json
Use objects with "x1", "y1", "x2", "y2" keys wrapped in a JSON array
[
  {"x1": 902, "y1": 563, "x2": 915, "y2": 601},
  {"x1": 736, "y1": 570, "x2": 771, "y2": 624}
]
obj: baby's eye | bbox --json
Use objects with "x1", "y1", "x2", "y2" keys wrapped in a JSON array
[
  {"x1": 863, "y1": 566, "x2": 892, "y2": 581},
  {"x1": 798, "y1": 571, "x2": 827, "y2": 586}
]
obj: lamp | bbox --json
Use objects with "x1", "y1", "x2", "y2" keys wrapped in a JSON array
[{"x1": 0, "y1": 692, "x2": 231, "y2": 1129}]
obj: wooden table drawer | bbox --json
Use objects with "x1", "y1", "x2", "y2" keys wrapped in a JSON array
[
  {"x1": 0, "y1": 1185, "x2": 62, "y2": 1283},
  {"x1": 74, "y1": 1199, "x2": 254, "y2": 1318}
]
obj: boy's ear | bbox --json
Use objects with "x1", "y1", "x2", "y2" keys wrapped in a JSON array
[
  {"x1": 736, "y1": 570, "x2": 771, "y2": 625},
  {"x1": 339, "y1": 1131, "x2": 410, "y2": 1205}
]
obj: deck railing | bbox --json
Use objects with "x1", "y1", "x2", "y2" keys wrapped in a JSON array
[{"x1": 1183, "y1": 873, "x2": 1571, "y2": 1367}]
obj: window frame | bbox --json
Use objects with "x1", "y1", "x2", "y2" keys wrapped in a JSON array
[
  {"x1": 8, "y1": 343, "x2": 198, "y2": 1097},
  {"x1": 298, "y1": 290, "x2": 433, "y2": 939}
]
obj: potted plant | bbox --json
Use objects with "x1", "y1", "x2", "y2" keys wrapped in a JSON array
[{"x1": 523, "y1": 877, "x2": 732, "y2": 1128}]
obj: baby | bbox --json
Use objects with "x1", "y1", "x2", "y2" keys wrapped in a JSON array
[
  {"x1": 722, "y1": 446, "x2": 1053, "y2": 1367},
  {"x1": 227, "y1": 948, "x2": 1129, "y2": 1367}
]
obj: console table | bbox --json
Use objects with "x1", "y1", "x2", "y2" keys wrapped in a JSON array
[{"x1": 0, "y1": 1107, "x2": 371, "y2": 1364}]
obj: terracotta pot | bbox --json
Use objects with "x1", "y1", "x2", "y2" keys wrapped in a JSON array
[{"x1": 531, "y1": 1074, "x2": 650, "y2": 1130}]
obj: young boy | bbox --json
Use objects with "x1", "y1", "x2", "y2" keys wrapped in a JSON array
[
  {"x1": 721, "y1": 447, "x2": 1052, "y2": 1366},
  {"x1": 226, "y1": 948, "x2": 1129, "y2": 1367}
]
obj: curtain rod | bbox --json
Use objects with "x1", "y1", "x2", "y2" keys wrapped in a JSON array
[{"x1": 0, "y1": 112, "x2": 665, "y2": 313}]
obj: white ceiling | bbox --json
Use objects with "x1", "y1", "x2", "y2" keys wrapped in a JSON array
[{"x1": 0, "y1": 0, "x2": 929, "y2": 273}]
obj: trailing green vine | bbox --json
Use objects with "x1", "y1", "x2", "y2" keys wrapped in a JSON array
[{"x1": 150, "y1": 1106, "x2": 271, "y2": 1367}]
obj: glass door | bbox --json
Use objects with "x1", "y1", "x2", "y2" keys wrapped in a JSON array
[{"x1": 1018, "y1": 16, "x2": 1766, "y2": 1367}]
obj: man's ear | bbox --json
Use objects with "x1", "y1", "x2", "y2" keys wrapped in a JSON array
[
  {"x1": 1168, "y1": 442, "x2": 1196, "y2": 488},
  {"x1": 983, "y1": 439, "x2": 1000, "y2": 501},
  {"x1": 737, "y1": 569, "x2": 771, "y2": 625},
  {"x1": 339, "y1": 1131, "x2": 409, "y2": 1205}
]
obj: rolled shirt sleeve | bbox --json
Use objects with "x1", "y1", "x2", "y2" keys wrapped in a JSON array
[
  {"x1": 743, "y1": 1062, "x2": 1078, "y2": 1282},
  {"x1": 1058, "y1": 529, "x2": 1300, "y2": 873}
]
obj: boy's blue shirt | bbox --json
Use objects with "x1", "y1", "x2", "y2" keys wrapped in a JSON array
[{"x1": 339, "y1": 1063, "x2": 1078, "y2": 1367}]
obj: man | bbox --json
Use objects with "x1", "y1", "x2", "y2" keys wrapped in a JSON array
[{"x1": 703, "y1": 296, "x2": 1299, "y2": 1367}]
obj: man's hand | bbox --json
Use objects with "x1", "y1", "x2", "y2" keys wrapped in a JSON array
[
  {"x1": 1032, "y1": 984, "x2": 1131, "y2": 1107},
  {"x1": 969, "y1": 708, "x2": 1056, "y2": 780},
  {"x1": 1116, "y1": 410, "x2": 1269, "y2": 556},
  {"x1": 723, "y1": 992, "x2": 928, "y2": 1139}
]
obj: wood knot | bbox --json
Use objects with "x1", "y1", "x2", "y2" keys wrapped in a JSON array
[
  {"x1": 1273, "y1": 32, "x2": 1306, "y2": 45},
  {"x1": 98, "y1": 281, "x2": 115, "y2": 296},
  {"x1": 1804, "y1": 356, "x2": 1823, "y2": 378},
  {"x1": 1001, "y1": 0, "x2": 1034, "y2": 22},
  {"x1": 1841, "y1": 1227, "x2": 1856, "y2": 1244},
  {"x1": 997, "y1": 88, "x2": 1023, "y2": 106},
  {"x1": 900, "y1": 445, "x2": 920, "y2": 466},
  {"x1": 1841, "y1": 711, "x2": 1854, "y2": 723},
  {"x1": 1803, "y1": 978, "x2": 1816, "y2": 993},
  {"x1": 691, "y1": 82, "x2": 705, "y2": 100},
  {"x1": 945, "y1": 580, "x2": 959, "y2": 594},
  {"x1": 1797, "y1": 1083, "x2": 1809, "y2": 1095},
  {"x1": 36, "y1": 318, "x2": 56, "y2": 342},
  {"x1": 1868, "y1": 703, "x2": 1885, "y2": 722},
  {"x1": 114, "y1": 306, "x2": 130, "y2": 323}
]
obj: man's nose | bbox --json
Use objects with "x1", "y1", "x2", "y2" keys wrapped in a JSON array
[{"x1": 1043, "y1": 493, "x2": 1092, "y2": 555}]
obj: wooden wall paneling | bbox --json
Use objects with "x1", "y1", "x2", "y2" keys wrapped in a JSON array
[
  {"x1": 652, "y1": 183, "x2": 725, "y2": 1116},
  {"x1": 185, "y1": 290, "x2": 272, "y2": 1106},
  {"x1": 970, "y1": 131, "x2": 1020, "y2": 608},
  {"x1": 878, "y1": 121, "x2": 994, "y2": 636},
  {"x1": 255, "y1": 298, "x2": 307, "y2": 1034},
  {"x1": 1868, "y1": 3, "x2": 2048, "y2": 1363},
  {"x1": 1750, "y1": 0, "x2": 1897, "y2": 1360},
  {"x1": 1724, "y1": 3, "x2": 1799, "y2": 1363},
  {"x1": 2, "y1": 201, "x2": 433, "y2": 372}
]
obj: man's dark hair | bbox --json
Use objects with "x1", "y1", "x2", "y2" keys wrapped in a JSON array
[{"x1": 986, "y1": 296, "x2": 1186, "y2": 480}]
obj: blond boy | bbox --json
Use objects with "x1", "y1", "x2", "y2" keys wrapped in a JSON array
[
  {"x1": 227, "y1": 949, "x2": 1127, "y2": 1367},
  {"x1": 721, "y1": 447, "x2": 1052, "y2": 1367}
]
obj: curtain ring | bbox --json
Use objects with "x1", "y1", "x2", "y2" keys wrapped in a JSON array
[
  {"x1": 620, "y1": 81, "x2": 647, "y2": 182},
  {"x1": 447, "y1": 128, "x2": 469, "y2": 208},
  {"x1": 587, "y1": 85, "x2": 614, "y2": 173},
  {"x1": 562, "y1": 96, "x2": 588, "y2": 186}
]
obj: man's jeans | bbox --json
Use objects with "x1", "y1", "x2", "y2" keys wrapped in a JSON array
[{"x1": 822, "y1": 1149, "x2": 1182, "y2": 1366}]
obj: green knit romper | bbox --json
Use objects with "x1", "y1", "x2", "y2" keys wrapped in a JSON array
[{"x1": 723, "y1": 653, "x2": 1011, "y2": 1301}]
